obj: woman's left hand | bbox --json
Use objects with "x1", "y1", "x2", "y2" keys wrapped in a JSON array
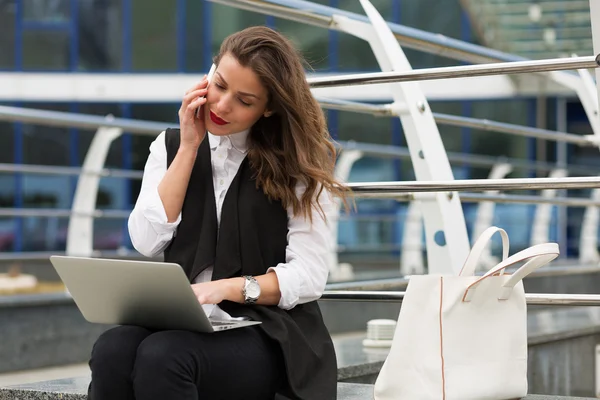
[{"x1": 191, "y1": 279, "x2": 241, "y2": 305}]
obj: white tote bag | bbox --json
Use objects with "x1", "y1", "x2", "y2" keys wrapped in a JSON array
[{"x1": 374, "y1": 226, "x2": 559, "y2": 400}]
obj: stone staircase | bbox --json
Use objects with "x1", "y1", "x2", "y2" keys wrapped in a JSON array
[{"x1": 460, "y1": 0, "x2": 593, "y2": 60}]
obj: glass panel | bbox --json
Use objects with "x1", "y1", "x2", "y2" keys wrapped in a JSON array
[
  {"x1": 23, "y1": 0, "x2": 69, "y2": 22},
  {"x1": 0, "y1": 176, "x2": 14, "y2": 207},
  {"x1": 430, "y1": 102, "x2": 472, "y2": 181},
  {"x1": 94, "y1": 218, "x2": 126, "y2": 250},
  {"x1": 78, "y1": 0, "x2": 123, "y2": 71},
  {"x1": 459, "y1": 99, "x2": 533, "y2": 251},
  {"x1": 338, "y1": 0, "x2": 396, "y2": 19},
  {"x1": 276, "y1": 19, "x2": 330, "y2": 72},
  {"x1": 274, "y1": 0, "x2": 330, "y2": 71},
  {"x1": 470, "y1": 100, "x2": 530, "y2": 169},
  {"x1": 21, "y1": 215, "x2": 69, "y2": 251},
  {"x1": 131, "y1": 0, "x2": 177, "y2": 71},
  {"x1": 567, "y1": 100, "x2": 595, "y2": 166},
  {"x1": 14, "y1": 211, "x2": 129, "y2": 253},
  {"x1": 400, "y1": 0, "x2": 466, "y2": 68},
  {"x1": 336, "y1": 0, "x2": 390, "y2": 71},
  {"x1": 336, "y1": 108, "x2": 397, "y2": 263},
  {"x1": 0, "y1": 120, "x2": 14, "y2": 163},
  {"x1": 77, "y1": 103, "x2": 124, "y2": 168},
  {"x1": 23, "y1": 175, "x2": 70, "y2": 207},
  {"x1": 129, "y1": 103, "x2": 179, "y2": 202},
  {"x1": 21, "y1": 104, "x2": 70, "y2": 165},
  {"x1": 0, "y1": 119, "x2": 15, "y2": 251},
  {"x1": 20, "y1": 175, "x2": 70, "y2": 251},
  {"x1": 22, "y1": 30, "x2": 69, "y2": 70},
  {"x1": 184, "y1": 0, "x2": 204, "y2": 72},
  {"x1": 95, "y1": 176, "x2": 124, "y2": 208},
  {"x1": 564, "y1": 101, "x2": 596, "y2": 258},
  {"x1": 211, "y1": 4, "x2": 264, "y2": 56},
  {"x1": 0, "y1": 218, "x2": 15, "y2": 251},
  {"x1": 337, "y1": 110, "x2": 393, "y2": 145},
  {"x1": 0, "y1": 1, "x2": 15, "y2": 69}
]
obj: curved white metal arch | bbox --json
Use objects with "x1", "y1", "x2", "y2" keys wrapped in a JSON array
[
  {"x1": 66, "y1": 121, "x2": 123, "y2": 256},
  {"x1": 336, "y1": 0, "x2": 471, "y2": 274}
]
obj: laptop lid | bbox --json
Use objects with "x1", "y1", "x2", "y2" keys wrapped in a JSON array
[{"x1": 48, "y1": 256, "x2": 259, "y2": 333}]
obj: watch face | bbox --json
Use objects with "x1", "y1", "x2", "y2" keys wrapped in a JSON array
[{"x1": 246, "y1": 281, "x2": 260, "y2": 298}]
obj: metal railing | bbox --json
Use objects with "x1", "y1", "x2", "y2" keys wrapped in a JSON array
[
  {"x1": 308, "y1": 55, "x2": 600, "y2": 88},
  {"x1": 0, "y1": 106, "x2": 168, "y2": 135},
  {"x1": 209, "y1": 0, "x2": 531, "y2": 64},
  {"x1": 1, "y1": 109, "x2": 599, "y2": 263},
  {"x1": 0, "y1": 0, "x2": 599, "y2": 321},
  {"x1": 347, "y1": 177, "x2": 600, "y2": 195},
  {"x1": 1, "y1": 191, "x2": 598, "y2": 220},
  {"x1": 1, "y1": 104, "x2": 597, "y2": 176},
  {"x1": 320, "y1": 291, "x2": 600, "y2": 306},
  {"x1": 316, "y1": 98, "x2": 597, "y2": 148},
  {"x1": 1, "y1": 0, "x2": 600, "y2": 275},
  {"x1": 0, "y1": 163, "x2": 143, "y2": 179}
]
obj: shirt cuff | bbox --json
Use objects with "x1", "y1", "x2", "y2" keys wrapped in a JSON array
[
  {"x1": 141, "y1": 186, "x2": 181, "y2": 235},
  {"x1": 267, "y1": 264, "x2": 299, "y2": 310}
]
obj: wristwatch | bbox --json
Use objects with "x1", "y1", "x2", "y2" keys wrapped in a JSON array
[{"x1": 242, "y1": 275, "x2": 261, "y2": 304}]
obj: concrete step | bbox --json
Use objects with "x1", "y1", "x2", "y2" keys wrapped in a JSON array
[{"x1": 0, "y1": 377, "x2": 597, "y2": 400}]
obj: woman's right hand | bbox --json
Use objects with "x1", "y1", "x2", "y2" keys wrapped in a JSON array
[{"x1": 178, "y1": 76, "x2": 209, "y2": 152}]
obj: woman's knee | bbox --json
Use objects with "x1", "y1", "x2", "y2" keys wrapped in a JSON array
[
  {"x1": 90, "y1": 326, "x2": 151, "y2": 371},
  {"x1": 133, "y1": 331, "x2": 198, "y2": 376}
]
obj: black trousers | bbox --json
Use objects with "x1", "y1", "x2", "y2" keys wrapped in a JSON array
[{"x1": 88, "y1": 325, "x2": 285, "y2": 400}]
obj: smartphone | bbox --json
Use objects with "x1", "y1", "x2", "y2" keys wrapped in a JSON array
[{"x1": 195, "y1": 63, "x2": 217, "y2": 118}]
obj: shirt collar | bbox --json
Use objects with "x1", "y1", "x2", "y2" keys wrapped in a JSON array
[{"x1": 207, "y1": 129, "x2": 250, "y2": 154}]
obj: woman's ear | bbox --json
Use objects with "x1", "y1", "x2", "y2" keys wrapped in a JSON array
[{"x1": 263, "y1": 110, "x2": 274, "y2": 118}]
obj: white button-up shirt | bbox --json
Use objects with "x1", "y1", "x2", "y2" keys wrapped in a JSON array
[{"x1": 128, "y1": 130, "x2": 334, "y2": 320}]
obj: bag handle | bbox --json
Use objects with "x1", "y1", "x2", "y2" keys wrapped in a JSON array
[
  {"x1": 459, "y1": 226, "x2": 509, "y2": 277},
  {"x1": 462, "y1": 242, "x2": 559, "y2": 302}
]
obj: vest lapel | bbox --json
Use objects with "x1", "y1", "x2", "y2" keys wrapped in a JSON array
[
  {"x1": 189, "y1": 138, "x2": 219, "y2": 281},
  {"x1": 211, "y1": 157, "x2": 247, "y2": 280}
]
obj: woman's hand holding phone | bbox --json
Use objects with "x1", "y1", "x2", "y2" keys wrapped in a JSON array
[{"x1": 178, "y1": 65, "x2": 215, "y2": 152}]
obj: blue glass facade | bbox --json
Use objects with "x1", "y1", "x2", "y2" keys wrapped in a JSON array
[{"x1": 0, "y1": 0, "x2": 594, "y2": 263}]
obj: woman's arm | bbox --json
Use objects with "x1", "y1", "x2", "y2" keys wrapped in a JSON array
[
  {"x1": 128, "y1": 132, "x2": 185, "y2": 257},
  {"x1": 191, "y1": 186, "x2": 334, "y2": 307},
  {"x1": 264, "y1": 187, "x2": 334, "y2": 308},
  {"x1": 157, "y1": 142, "x2": 197, "y2": 223},
  {"x1": 192, "y1": 271, "x2": 282, "y2": 306},
  {"x1": 130, "y1": 78, "x2": 209, "y2": 256}
]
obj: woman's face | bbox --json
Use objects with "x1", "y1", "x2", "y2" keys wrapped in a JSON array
[{"x1": 204, "y1": 53, "x2": 270, "y2": 135}]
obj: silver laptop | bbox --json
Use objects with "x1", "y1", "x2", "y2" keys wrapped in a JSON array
[{"x1": 49, "y1": 255, "x2": 261, "y2": 333}]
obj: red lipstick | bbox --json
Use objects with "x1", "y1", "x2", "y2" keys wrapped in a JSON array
[{"x1": 210, "y1": 111, "x2": 229, "y2": 126}]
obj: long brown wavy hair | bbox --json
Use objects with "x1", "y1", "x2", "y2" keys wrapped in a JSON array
[{"x1": 214, "y1": 26, "x2": 350, "y2": 222}]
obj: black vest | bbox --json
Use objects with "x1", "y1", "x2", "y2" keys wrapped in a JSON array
[{"x1": 163, "y1": 129, "x2": 337, "y2": 400}]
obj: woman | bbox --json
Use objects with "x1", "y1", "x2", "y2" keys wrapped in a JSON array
[{"x1": 88, "y1": 26, "x2": 349, "y2": 400}]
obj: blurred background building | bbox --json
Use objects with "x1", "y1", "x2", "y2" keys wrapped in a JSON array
[{"x1": 0, "y1": 0, "x2": 596, "y2": 268}]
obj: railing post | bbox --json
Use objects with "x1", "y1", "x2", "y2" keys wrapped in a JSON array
[
  {"x1": 331, "y1": 0, "x2": 470, "y2": 274},
  {"x1": 66, "y1": 120, "x2": 123, "y2": 256}
]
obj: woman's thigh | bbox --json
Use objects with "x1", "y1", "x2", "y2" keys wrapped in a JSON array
[
  {"x1": 133, "y1": 326, "x2": 285, "y2": 400},
  {"x1": 90, "y1": 325, "x2": 153, "y2": 370},
  {"x1": 88, "y1": 325, "x2": 155, "y2": 400}
]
